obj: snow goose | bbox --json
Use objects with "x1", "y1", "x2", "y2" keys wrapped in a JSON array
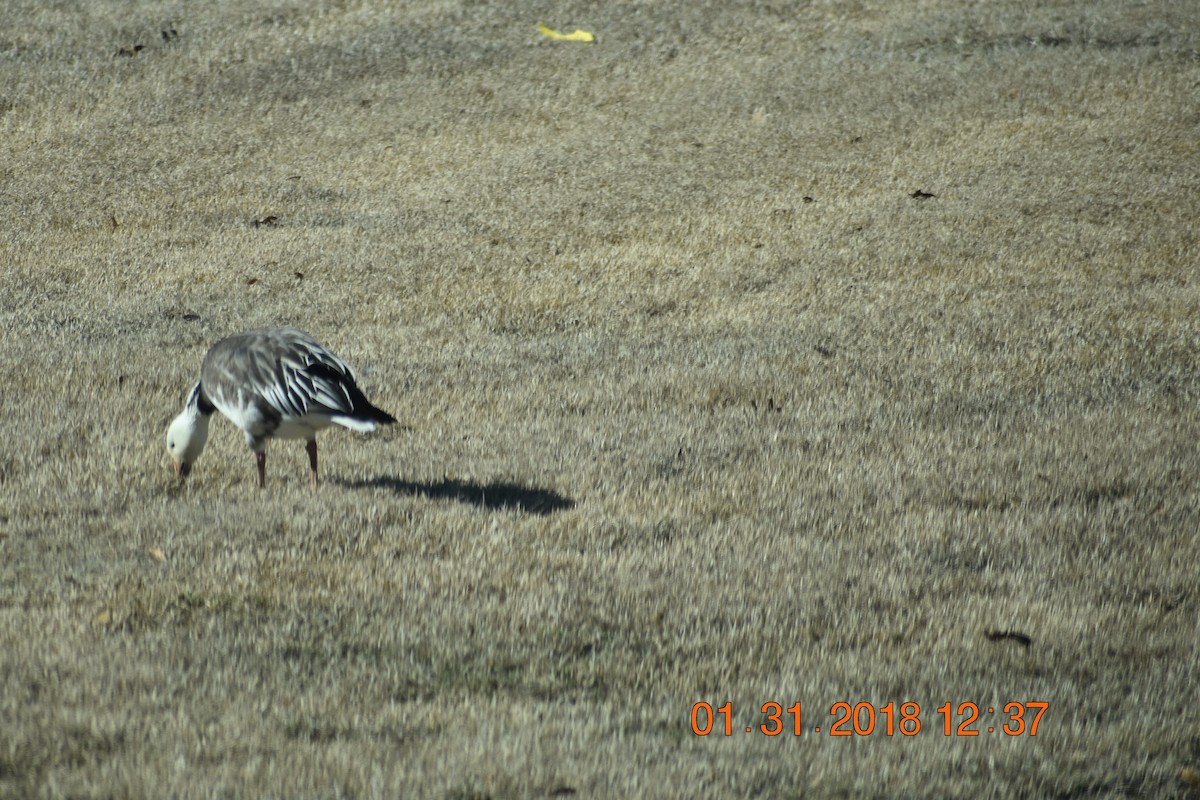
[{"x1": 166, "y1": 327, "x2": 396, "y2": 489}]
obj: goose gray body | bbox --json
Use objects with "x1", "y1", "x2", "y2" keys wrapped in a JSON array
[{"x1": 167, "y1": 328, "x2": 396, "y2": 488}]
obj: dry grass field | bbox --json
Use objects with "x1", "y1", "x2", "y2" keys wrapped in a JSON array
[{"x1": 2, "y1": 0, "x2": 1199, "y2": 797}]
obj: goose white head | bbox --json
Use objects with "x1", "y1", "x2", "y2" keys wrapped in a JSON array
[{"x1": 167, "y1": 385, "x2": 211, "y2": 482}]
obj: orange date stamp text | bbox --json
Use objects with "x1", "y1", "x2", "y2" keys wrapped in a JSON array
[{"x1": 690, "y1": 700, "x2": 1048, "y2": 737}]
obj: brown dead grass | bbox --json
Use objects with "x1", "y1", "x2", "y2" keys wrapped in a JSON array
[{"x1": 2, "y1": 0, "x2": 1199, "y2": 797}]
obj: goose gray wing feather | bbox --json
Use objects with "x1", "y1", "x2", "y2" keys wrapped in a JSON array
[{"x1": 201, "y1": 328, "x2": 363, "y2": 421}]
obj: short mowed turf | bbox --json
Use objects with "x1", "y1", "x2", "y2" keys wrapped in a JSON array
[{"x1": 2, "y1": 0, "x2": 1199, "y2": 797}]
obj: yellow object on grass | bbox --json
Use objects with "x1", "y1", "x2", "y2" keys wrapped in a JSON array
[{"x1": 538, "y1": 23, "x2": 595, "y2": 43}]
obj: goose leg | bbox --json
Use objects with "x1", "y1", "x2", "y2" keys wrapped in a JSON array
[
  {"x1": 306, "y1": 438, "x2": 318, "y2": 491},
  {"x1": 255, "y1": 451, "x2": 267, "y2": 489}
]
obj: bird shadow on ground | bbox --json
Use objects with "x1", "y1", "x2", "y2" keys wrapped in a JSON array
[{"x1": 335, "y1": 476, "x2": 576, "y2": 516}]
